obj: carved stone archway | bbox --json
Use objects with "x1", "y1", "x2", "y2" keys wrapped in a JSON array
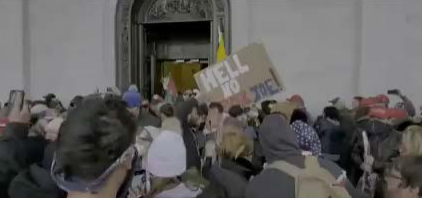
[{"x1": 115, "y1": 0, "x2": 231, "y2": 91}]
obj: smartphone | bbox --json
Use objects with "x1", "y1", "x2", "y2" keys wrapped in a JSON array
[
  {"x1": 9, "y1": 90, "x2": 25, "y2": 111},
  {"x1": 387, "y1": 89, "x2": 400, "y2": 95}
]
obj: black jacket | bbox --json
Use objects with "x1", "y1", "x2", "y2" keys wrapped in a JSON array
[
  {"x1": 200, "y1": 158, "x2": 259, "y2": 198},
  {"x1": 351, "y1": 119, "x2": 401, "y2": 179},
  {"x1": 0, "y1": 123, "x2": 45, "y2": 197},
  {"x1": 315, "y1": 118, "x2": 345, "y2": 155},
  {"x1": 9, "y1": 164, "x2": 65, "y2": 198},
  {"x1": 8, "y1": 142, "x2": 65, "y2": 198},
  {"x1": 176, "y1": 99, "x2": 201, "y2": 171}
]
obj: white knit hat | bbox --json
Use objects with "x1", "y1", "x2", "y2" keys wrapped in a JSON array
[
  {"x1": 146, "y1": 130, "x2": 186, "y2": 178},
  {"x1": 31, "y1": 104, "x2": 48, "y2": 115}
]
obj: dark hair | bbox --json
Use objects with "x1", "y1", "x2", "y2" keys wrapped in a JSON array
[
  {"x1": 261, "y1": 100, "x2": 277, "y2": 115},
  {"x1": 198, "y1": 103, "x2": 208, "y2": 116},
  {"x1": 209, "y1": 102, "x2": 224, "y2": 113},
  {"x1": 324, "y1": 106, "x2": 340, "y2": 121},
  {"x1": 290, "y1": 109, "x2": 308, "y2": 124},
  {"x1": 176, "y1": 99, "x2": 199, "y2": 130},
  {"x1": 56, "y1": 96, "x2": 136, "y2": 181},
  {"x1": 387, "y1": 156, "x2": 422, "y2": 189},
  {"x1": 159, "y1": 103, "x2": 174, "y2": 117},
  {"x1": 228, "y1": 105, "x2": 244, "y2": 118}
]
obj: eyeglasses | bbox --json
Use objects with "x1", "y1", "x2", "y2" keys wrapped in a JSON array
[{"x1": 51, "y1": 145, "x2": 137, "y2": 193}]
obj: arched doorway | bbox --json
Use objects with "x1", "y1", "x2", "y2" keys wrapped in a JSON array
[{"x1": 115, "y1": 0, "x2": 231, "y2": 98}]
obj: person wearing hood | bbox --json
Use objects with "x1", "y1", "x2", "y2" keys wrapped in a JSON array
[
  {"x1": 176, "y1": 98, "x2": 203, "y2": 171},
  {"x1": 144, "y1": 130, "x2": 202, "y2": 198},
  {"x1": 290, "y1": 109, "x2": 322, "y2": 156},
  {"x1": 245, "y1": 114, "x2": 362, "y2": 198}
]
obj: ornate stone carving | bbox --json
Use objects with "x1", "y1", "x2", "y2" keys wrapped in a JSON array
[
  {"x1": 116, "y1": 0, "x2": 136, "y2": 89},
  {"x1": 147, "y1": 0, "x2": 213, "y2": 22},
  {"x1": 214, "y1": 0, "x2": 225, "y2": 12}
]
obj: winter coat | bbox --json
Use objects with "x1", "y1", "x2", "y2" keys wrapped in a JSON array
[
  {"x1": 176, "y1": 99, "x2": 201, "y2": 171},
  {"x1": 351, "y1": 119, "x2": 401, "y2": 176},
  {"x1": 0, "y1": 123, "x2": 47, "y2": 198},
  {"x1": 315, "y1": 118, "x2": 345, "y2": 155},
  {"x1": 8, "y1": 138, "x2": 65, "y2": 198},
  {"x1": 201, "y1": 158, "x2": 259, "y2": 198},
  {"x1": 245, "y1": 115, "x2": 363, "y2": 198},
  {"x1": 8, "y1": 164, "x2": 65, "y2": 198}
]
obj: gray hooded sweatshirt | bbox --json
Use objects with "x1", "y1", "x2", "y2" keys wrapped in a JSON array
[{"x1": 245, "y1": 114, "x2": 363, "y2": 198}]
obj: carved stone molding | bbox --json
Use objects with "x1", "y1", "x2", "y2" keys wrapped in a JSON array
[
  {"x1": 115, "y1": 0, "x2": 135, "y2": 89},
  {"x1": 147, "y1": 0, "x2": 213, "y2": 22}
]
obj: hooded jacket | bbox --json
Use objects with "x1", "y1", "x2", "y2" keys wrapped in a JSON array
[
  {"x1": 202, "y1": 158, "x2": 259, "y2": 198},
  {"x1": 176, "y1": 99, "x2": 201, "y2": 171},
  {"x1": 245, "y1": 115, "x2": 362, "y2": 198},
  {"x1": 351, "y1": 119, "x2": 401, "y2": 174}
]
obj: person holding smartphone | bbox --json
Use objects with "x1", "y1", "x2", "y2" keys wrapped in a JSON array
[{"x1": 0, "y1": 91, "x2": 32, "y2": 197}]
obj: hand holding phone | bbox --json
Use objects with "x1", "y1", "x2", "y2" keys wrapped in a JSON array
[
  {"x1": 8, "y1": 91, "x2": 31, "y2": 124},
  {"x1": 387, "y1": 89, "x2": 401, "y2": 96}
]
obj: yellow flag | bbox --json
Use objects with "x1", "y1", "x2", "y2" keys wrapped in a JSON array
[{"x1": 217, "y1": 27, "x2": 227, "y2": 62}]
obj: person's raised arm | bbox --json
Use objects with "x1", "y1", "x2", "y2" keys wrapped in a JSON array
[{"x1": 0, "y1": 93, "x2": 31, "y2": 197}]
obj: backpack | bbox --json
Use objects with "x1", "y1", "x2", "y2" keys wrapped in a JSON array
[{"x1": 267, "y1": 156, "x2": 351, "y2": 198}]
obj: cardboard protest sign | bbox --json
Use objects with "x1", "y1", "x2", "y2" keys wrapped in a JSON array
[{"x1": 194, "y1": 43, "x2": 283, "y2": 109}]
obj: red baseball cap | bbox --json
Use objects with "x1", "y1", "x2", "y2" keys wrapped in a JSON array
[
  {"x1": 368, "y1": 107, "x2": 408, "y2": 120},
  {"x1": 288, "y1": 95, "x2": 304, "y2": 107}
]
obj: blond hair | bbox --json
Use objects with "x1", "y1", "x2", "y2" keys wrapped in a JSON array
[
  {"x1": 403, "y1": 126, "x2": 422, "y2": 156},
  {"x1": 218, "y1": 132, "x2": 253, "y2": 159}
]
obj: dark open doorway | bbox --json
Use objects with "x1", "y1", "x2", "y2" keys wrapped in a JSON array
[
  {"x1": 141, "y1": 21, "x2": 211, "y2": 98},
  {"x1": 115, "y1": 0, "x2": 231, "y2": 92}
]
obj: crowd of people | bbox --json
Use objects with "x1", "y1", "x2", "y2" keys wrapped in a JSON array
[{"x1": 0, "y1": 86, "x2": 422, "y2": 198}]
